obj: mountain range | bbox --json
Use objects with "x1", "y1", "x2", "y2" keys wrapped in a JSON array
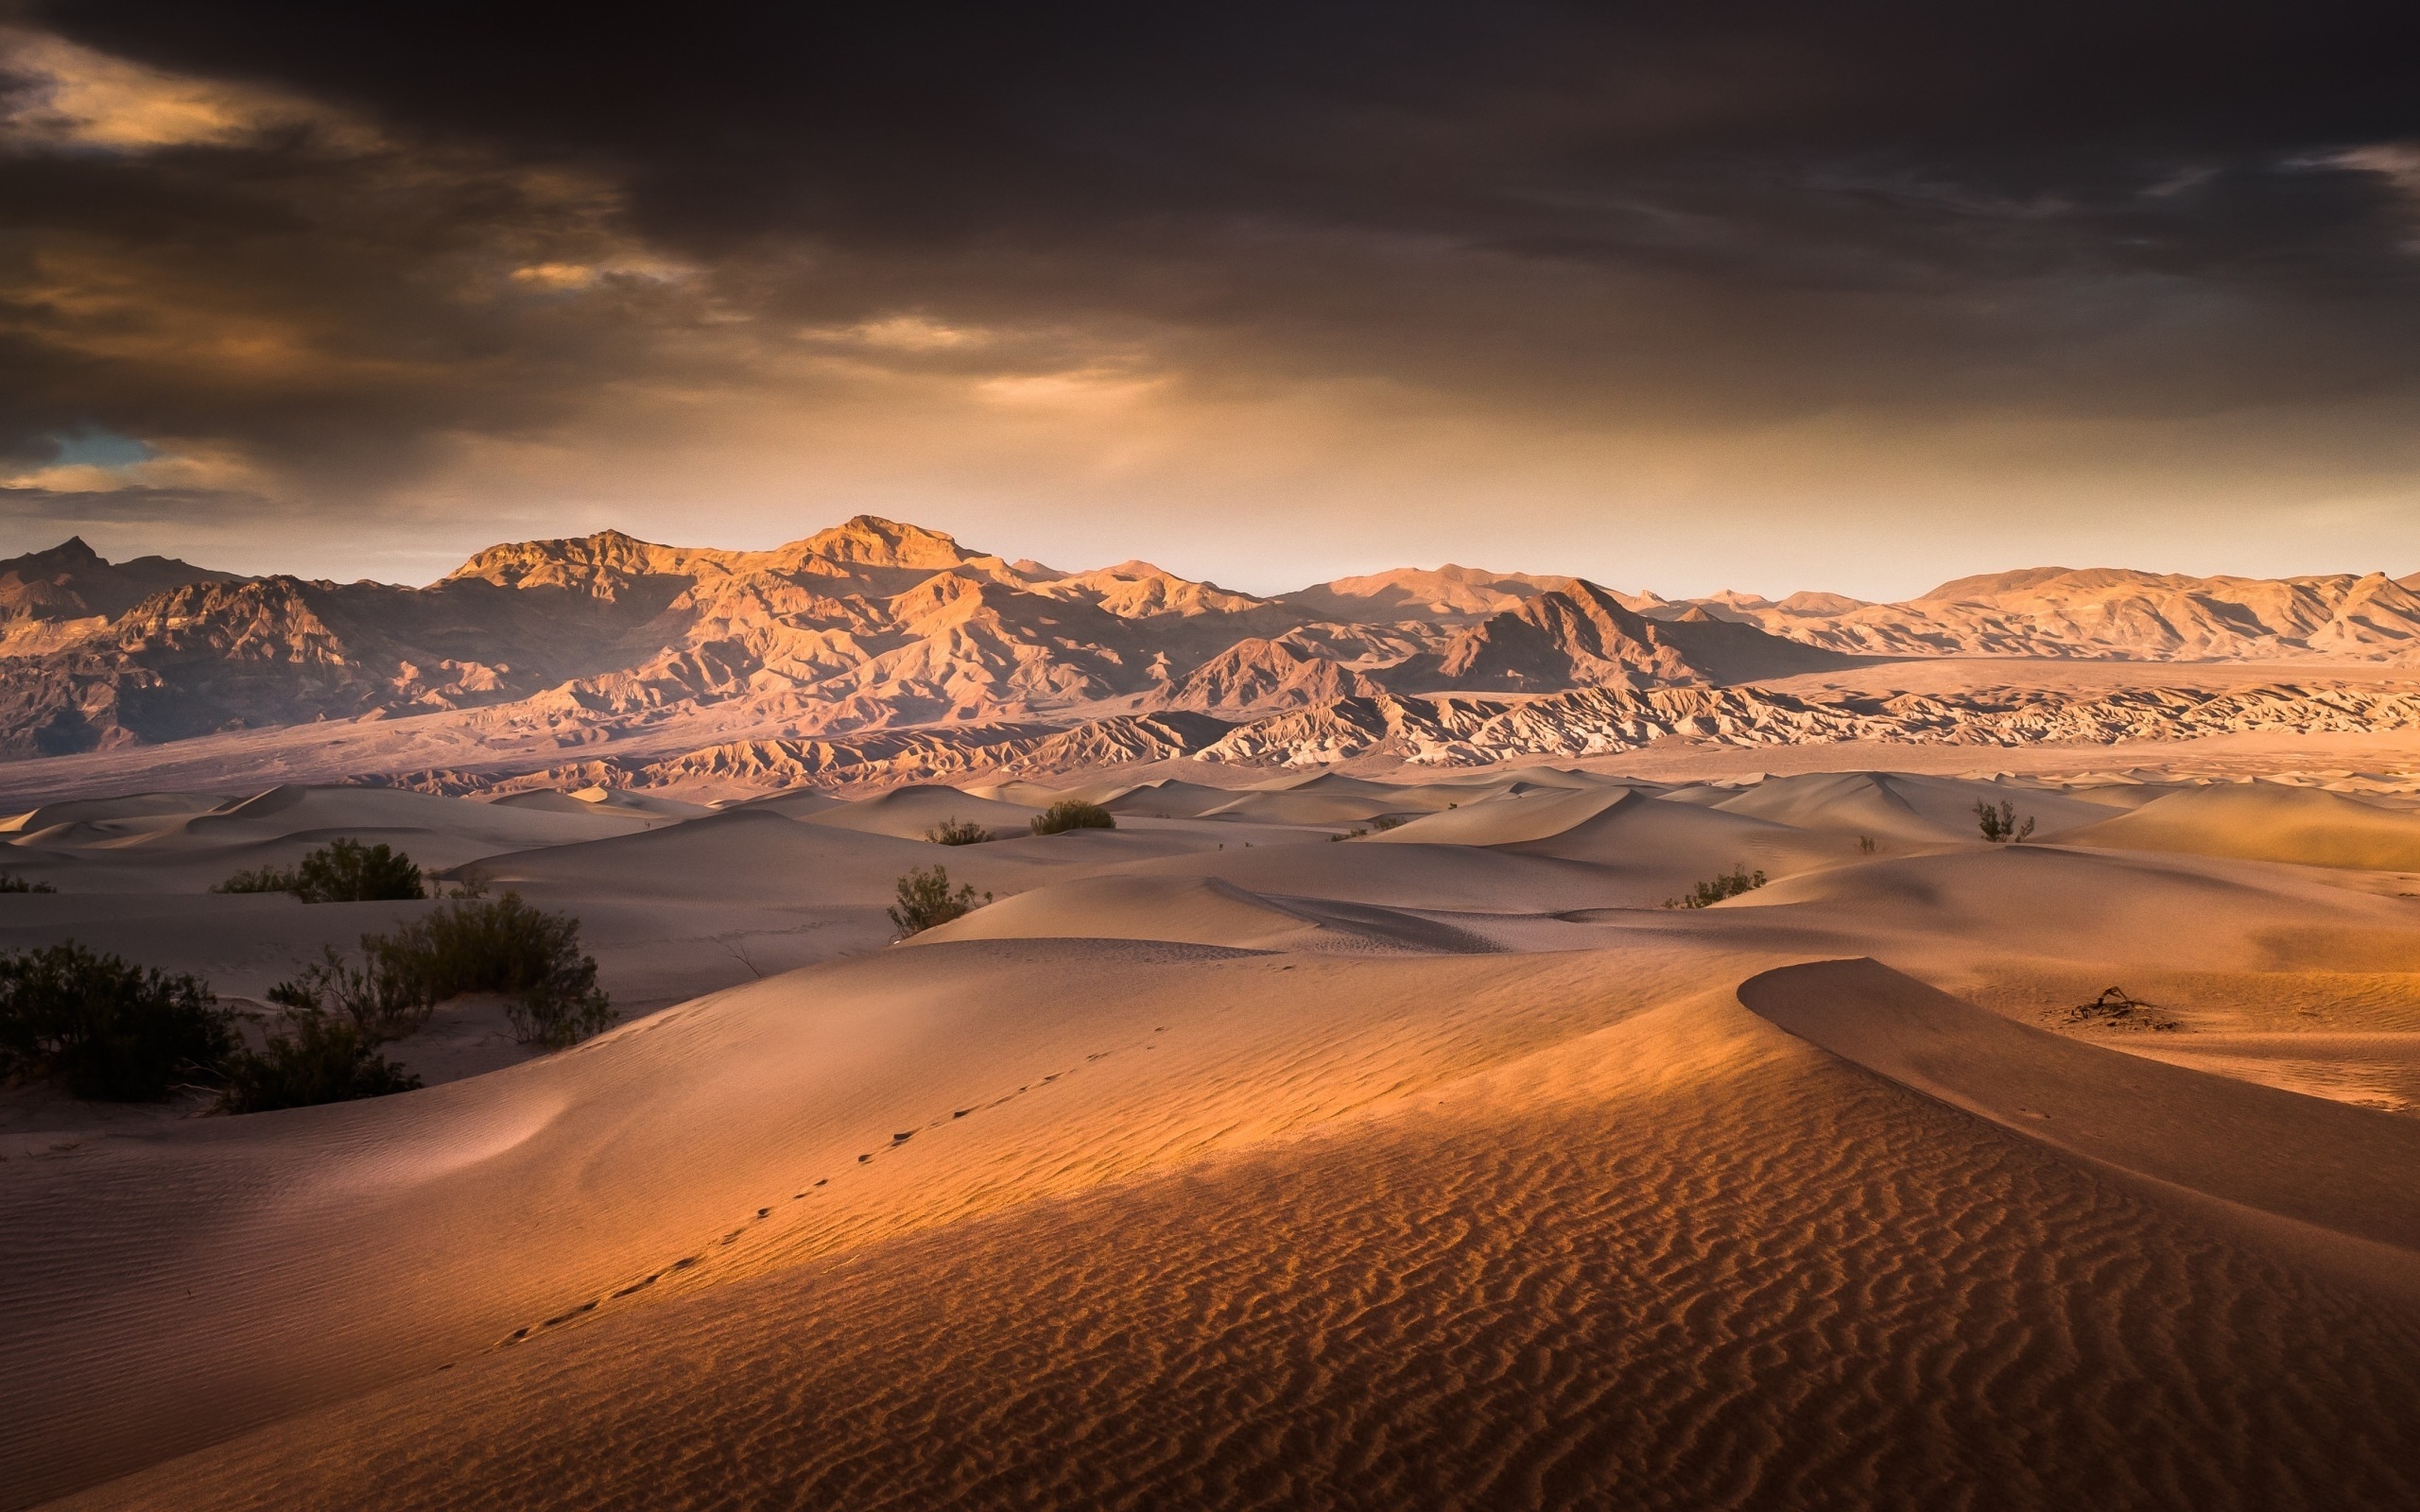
[{"x1": 3, "y1": 519, "x2": 2418, "y2": 787}]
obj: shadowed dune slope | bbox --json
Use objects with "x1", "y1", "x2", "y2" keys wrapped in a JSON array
[
  {"x1": 187, "y1": 786, "x2": 639, "y2": 850},
  {"x1": 490, "y1": 789, "x2": 711, "y2": 821},
  {"x1": 1098, "y1": 779, "x2": 1246, "y2": 817},
  {"x1": 1710, "y1": 771, "x2": 2112, "y2": 842},
  {"x1": 1505, "y1": 789, "x2": 1851, "y2": 879},
  {"x1": 1365, "y1": 783, "x2": 1635, "y2": 846},
  {"x1": 40, "y1": 959, "x2": 2420, "y2": 1512},
  {"x1": 1740, "y1": 958, "x2": 2420, "y2": 1305},
  {"x1": 0, "y1": 791, "x2": 237, "y2": 833},
  {"x1": 461, "y1": 808, "x2": 1048, "y2": 902},
  {"x1": 801, "y1": 784, "x2": 1043, "y2": 839},
  {"x1": 482, "y1": 791, "x2": 659, "y2": 820},
  {"x1": 722, "y1": 788, "x2": 847, "y2": 817},
  {"x1": 1114, "y1": 840, "x2": 1672, "y2": 912},
  {"x1": 0, "y1": 785, "x2": 664, "y2": 891},
  {"x1": 2063, "y1": 782, "x2": 2420, "y2": 870},
  {"x1": 1196, "y1": 788, "x2": 1417, "y2": 825}
]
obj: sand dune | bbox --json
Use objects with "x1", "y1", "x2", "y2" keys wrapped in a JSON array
[
  {"x1": 720, "y1": 787, "x2": 847, "y2": 817},
  {"x1": 1508, "y1": 787, "x2": 1853, "y2": 878},
  {"x1": 1707, "y1": 769, "x2": 2107, "y2": 841},
  {"x1": 25, "y1": 945, "x2": 2420, "y2": 1511},
  {"x1": 490, "y1": 788, "x2": 710, "y2": 821},
  {"x1": 1097, "y1": 778, "x2": 1248, "y2": 816},
  {"x1": 1112, "y1": 837, "x2": 1671, "y2": 913},
  {"x1": 910, "y1": 873, "x2": 1492, "y2": 954},
  {"x1": 464, "y1": 807, "x2": 1045, "y2": 903},
  {"x1": 10, "y1": 761, "x2": 2420, "y2": 1511},
  {"x1": 0, "y1": 790, "x2": 237, "y2": 834},
  {"x1": 2064, "y1": 781, "x2": 2420, "y2": 869},
  {"x1": 1365, "y1": 782, "x2": 1634, "y2": 846},
  {"x1": 1195, "y1": 787, "x2": 1415, "y2": 825},
  {"x1": 800, "y1": 783, "x2": 1044, "y2": 840},
  {"x1": 1, "y1": 784, "x2": 661, "y2": 891},
  {"x1": 1741, "y1": 957, "x2": 2420, "y2": 1303}
]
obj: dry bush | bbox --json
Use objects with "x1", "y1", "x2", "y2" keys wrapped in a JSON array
[
  {"x1": 889, "y1": 866, "x2": 990, "y2": 937},
  {"x1": 1665, "y1": 865, "x2": 1768, "y2": 910},
  {"x1": 0, "y1": 942, "x2": 231, "y2": 1101},
  {"x1": 218, "y1": 1012, "x2": 421, "y2": 1113},
  {"x1": 214, "y1": 838, "x2": 426, "y2": 902},
  {"x1": 1975, "y1": 800, "x2": 2036, "y2": 844},
  {"x1": 1029, "y1": 799, "x2": 1115, "y2": 834},
  {"x1": 268, "y1": 893, "x2": 614, "y2": 1051}
]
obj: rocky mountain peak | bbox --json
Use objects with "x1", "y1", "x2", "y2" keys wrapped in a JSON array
[{"x1": 793, "y1": 514, "x2": 976, "y2": 569}]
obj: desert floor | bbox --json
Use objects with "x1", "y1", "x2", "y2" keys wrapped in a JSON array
[{"x1": 5, "y1": 738, "x2": 2420, "y2": 1509}]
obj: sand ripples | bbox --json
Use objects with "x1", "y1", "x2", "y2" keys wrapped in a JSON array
[{"x1": 55, "y1": 994, "x2": 2420, "y2": 1512}]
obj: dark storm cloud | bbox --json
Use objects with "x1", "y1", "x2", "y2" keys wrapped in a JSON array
[{"x1": 7, "y1": 0, "x2": 2420, "y2": 576}]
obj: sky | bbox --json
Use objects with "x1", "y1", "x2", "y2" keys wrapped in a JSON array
[{"x1": 3, "y1": 1, "x2": 2419, "y2": 600}]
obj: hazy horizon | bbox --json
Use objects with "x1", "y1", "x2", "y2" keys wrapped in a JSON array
[{"x1": 13, "y1": 508, "x2": 2420, "y2": 606}]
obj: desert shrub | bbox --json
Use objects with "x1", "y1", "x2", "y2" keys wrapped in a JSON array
[
  {"x1": 0, "y1": 869, "x2": 56, "y2": 893},
  {"x1": 268, "y1": 945, "x2": 436, "y2": 1042},
  {"x1": 888, "y1": 866, "x2": 990, "y2": 937},
  {"x1": 218, "y1": 1011, "x2": 421, "y2": 1113},
  {"x1": 1856, "y1": 834, "x2": 1877, "y2": 855},
  {"x1": 213, "y1": 862, "x2": 302, "y2": 895},
  {"x1": 295, "y1": 839, "x2": 425, "y2": 901},
  {"x1": 1665, "y1": 865, "x2": 1768, "y2": 910},
  {"x1": 1975, "y1": 800, "x2": 2036, "y2": 844},
  {"x1": 270, "y1": 893, "x2": 613, "y2": 1052},
  {"x1": 384, "y1": 894, "x2": 613, "y2": 1049},
  {"x1": 926, "y1": 816, "x2": 994, "y2": 846},
  {"x1": 1370, "y1": 814, "x2": 1409, "y2": 832},
  {"x1": 0, "y1": 942, "x2": 231, "y2": 1100},
  {"x1": 1028, "y1": 799, "x2": 1115, "y2": 835},
  {"x1": 213, "y1": 838, "x2": 425, "y2": 902}
]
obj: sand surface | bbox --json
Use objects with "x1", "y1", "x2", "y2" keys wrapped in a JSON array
[{"x1": 6, "y1": 759, "x2": 2420, "y2": 1509}]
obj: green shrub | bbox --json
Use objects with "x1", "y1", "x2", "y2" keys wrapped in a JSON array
[
  {"x1": 1028, "y1": 799, "x2": 1115, "y2": 835},
  {"x1": 268, "y1": 892, "x2": 614, "y2": 1051},
  {"x1": 1975, "y1": 800, "x2": 2035, "y2": 844},
  {"x1": 213, "y1": 838, "x2": 424, "y2": 902},
  {"x1": 0, "y1": 942, "x2": 232, "y2": 1100},
  {"x1": 268, "y1": 945, "x2": 436, "y2": 1042},
  {"x1": 387, "y1": 893, "x2": 611, "y2": 1048},
  {"x1": 1369, "y1": 814, "x2": 1409, "y2": 833},
  {"x1": 0, "y1": 869, "x2": 56, "y2": 893},
  {"x1": 296, "y1": 838, "x2": 424, "y2": 901},
  {"x1": 1665, "y1": 866, "x2": 1768, "y2": 910},
  {"x1": 218, "y1": 1011, "x2": 421, "y2": 1113},
  {"x1": 888, "y1": 866, "x2": 990, "y2": 937},
  {"x1": 926, "y1": 816, "x2": 994, "y2": 846},
  {"x1": 213, "y1": 862, "x2": 301, "y2": 895}
]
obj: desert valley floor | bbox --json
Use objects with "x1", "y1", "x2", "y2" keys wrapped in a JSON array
[{"x1": 7, "y1": 684, "x2": 2420, "y2": 1509}]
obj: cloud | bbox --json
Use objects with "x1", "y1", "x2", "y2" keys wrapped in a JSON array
[
  {"x1": 0, "y1": 3, "x2": 2414, "y2": 593},
  {"x1": 0, "y1": 23, "x2": 337, "y2": 152},
  {"x1": 830, "y1": 315, "x2": 985, "y2": 352},
  {"x1": 2, "y1": 431, "x2": 260, "y2": 492}
]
